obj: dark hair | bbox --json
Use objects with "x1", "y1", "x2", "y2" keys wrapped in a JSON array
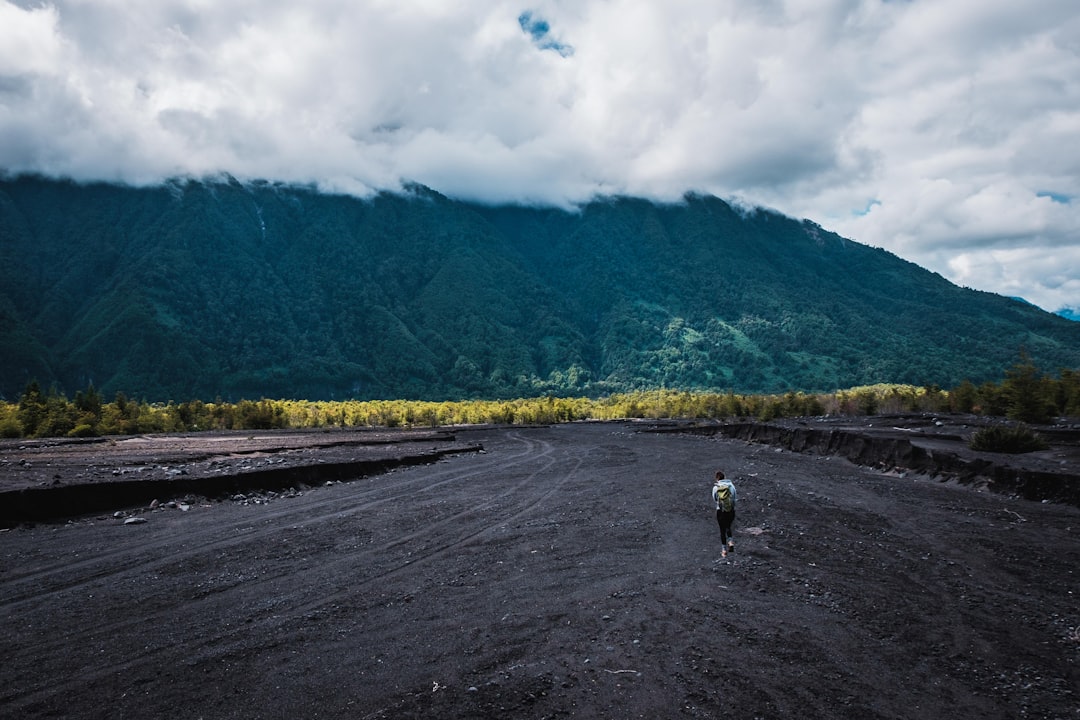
[{"x1": 714, "y1": 470, "x2": 725, "y2": 480}]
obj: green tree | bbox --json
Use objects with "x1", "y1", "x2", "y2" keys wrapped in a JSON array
[
  {"x1": 1003, "y1": 357, "x2": 1055, "y2": 424},
  {"x1": 949, "y1": 379, "x2": 978, "y2": 413},
  {"x1": 70, "y1": 382, "x2": 104, "y2": 436},
  {"x1": 976, "y1": 381, "x2": 1008, "y2": 416},
  {"x1": 1054, "y1": 369, "x2": 1080, "y2": 416},
  {"x1": 237, "y1": 399, "x2": 286, "y2": 430},
  {"x1": 854, "y1": 390, "x2": 878, "y2": 416},
  {"x1": 74, "y1": 383, "x2": 103, "y2": 417},
  {"x1": 37, "y1": 385, "x2": 76, "y2": 437},
  {"x1": 17, "y1": 381, "x2": 46, "y2": 436}
]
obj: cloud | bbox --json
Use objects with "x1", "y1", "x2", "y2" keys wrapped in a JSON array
[
  {"x1": 0, "y1": 0, "x2": 1078, "y2": 313},
  {"x1": 0, "y1": 2, "x2": 63, "y2": 74}
]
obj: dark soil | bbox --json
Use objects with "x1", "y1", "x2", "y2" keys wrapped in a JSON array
[
  {"x1": 1, "y1": 418, "x2": 1078, "y2": 719},
  {"x1": 0, "y1": 428, "x2": 478, "y2": 526}
]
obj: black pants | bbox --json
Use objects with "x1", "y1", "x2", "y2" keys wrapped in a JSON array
[{"x1": 715, "y1": 509, "x2": 735, "y2": 545}]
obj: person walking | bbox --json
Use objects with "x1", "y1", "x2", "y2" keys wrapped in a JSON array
[{"x1": 712, "y1": 470, "x2": 737, "y2": 557}]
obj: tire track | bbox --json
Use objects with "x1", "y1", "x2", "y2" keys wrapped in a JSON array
[
  {"x1": 169, "y1": 445, "x2": 588, "y2": 675},
  {"x1": 0, "y1": 433, "x2": 542, "y2": 607},
  {"x1": 0, "y1": 431, "x2": 568, "y2": 713},
  {"x1": 290, "y1": 449, "x2": 586, "y2": 611}
]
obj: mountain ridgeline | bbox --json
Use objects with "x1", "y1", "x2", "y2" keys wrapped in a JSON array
[{"x1": 1, "y1": 175, "x2": 1077, "y2": 402}]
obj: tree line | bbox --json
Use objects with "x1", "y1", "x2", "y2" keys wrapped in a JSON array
[{"x1": 2, "y1": 359, "x2": 1076, "y2": 440}]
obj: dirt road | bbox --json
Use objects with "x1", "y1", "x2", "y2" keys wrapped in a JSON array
[{"x1": 1, "y1": 422, "x2": 1078, "y2": 719}]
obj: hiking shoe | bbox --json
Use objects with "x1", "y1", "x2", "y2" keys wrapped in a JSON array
[
  {"x1": 727, "y1": 542, "x2": 735, "y2": 553},
  {"x1": 721, "y1": 549, "x2": 728, "y2": 558}
]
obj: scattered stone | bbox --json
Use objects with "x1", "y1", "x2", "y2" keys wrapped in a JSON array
[{"x1": 123, "y1": 517, "x2": 148, "y2": 525}]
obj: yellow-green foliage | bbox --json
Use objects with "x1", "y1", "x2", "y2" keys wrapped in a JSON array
[
  {"x1": 0, "y1": 385, "x2": 940, "y2": 437},
  {"x1": 0, "y1": 402, "x2": 21, "y2": 438},
  {"x1": 2, "y1": 361, "x2": 1075, "y2": 439}
]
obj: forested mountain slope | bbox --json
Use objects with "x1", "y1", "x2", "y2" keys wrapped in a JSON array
[{"x1": 0, "y1": 175, "x2": 1076, "y2": 401}]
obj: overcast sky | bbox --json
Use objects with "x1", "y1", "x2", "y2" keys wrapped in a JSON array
[{"x1": 2, "y1": 0, "x2": 1078, "y2": 314}]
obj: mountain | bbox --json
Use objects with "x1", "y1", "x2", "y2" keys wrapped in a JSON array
[
  {"x1": 1, "y1": 174, "x2": 1077, "y2": 402},
  {"x1": 1056, "y1": 308, "x2": 1079, "y2": 322}
]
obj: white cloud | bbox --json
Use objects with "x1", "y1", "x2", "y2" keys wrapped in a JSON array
[
  {"x1": 1, "y1": 0, "x2": 1079, "y2": 313},
  {"x1": 0, "y1": 2, "x2": 64, "y2": 74}
]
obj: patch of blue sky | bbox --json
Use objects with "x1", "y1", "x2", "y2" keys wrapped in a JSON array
[
  {"x1": 1055, "y1": 307, "x2": 1079, "y2": 321},
  {"x1": 519, "y1": 11, "x2": 574, "y2": 57},
  {"x1": 1036, "y1": 191, "x2": 1072, "y2": 204},
  {"x1": 852, "y1": 199, "x2": 881, "y2": 217}
]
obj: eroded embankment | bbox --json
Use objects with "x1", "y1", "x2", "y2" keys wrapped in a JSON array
[
  {"x1": 655, "y1": 421, "x2": 1080, "y2": 507},
  {"x1": 0, "y1": 445, "x2": 481, "y2": 527}
]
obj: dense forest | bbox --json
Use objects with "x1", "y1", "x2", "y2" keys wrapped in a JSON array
[{"x1": 1, "y1": 175, "x2": 1078, "y2": 402}]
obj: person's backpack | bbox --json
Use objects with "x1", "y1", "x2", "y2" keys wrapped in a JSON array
[{"x1": 714, "y1": 483, "x2": 733, "y2": 512}]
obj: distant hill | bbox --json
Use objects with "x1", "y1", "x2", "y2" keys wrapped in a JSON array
[{"x1": 1, "y1": 175, "x2": 1077, "y2": 402}]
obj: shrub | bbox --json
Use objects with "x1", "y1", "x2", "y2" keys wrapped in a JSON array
[
  {"x1": 969, "y1": 423, "x2": 1048, "y2": 454},
  {"x1": 0, "y1": 417, "x2": 22, "y2": 438},
  {"x1": 67, "y1": 424, "x2": 99, "y2": 438}
]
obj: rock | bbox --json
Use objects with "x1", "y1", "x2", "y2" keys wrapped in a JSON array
[{"x1": 123, "y1": 517, "x2": 148, "y2": 525}]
